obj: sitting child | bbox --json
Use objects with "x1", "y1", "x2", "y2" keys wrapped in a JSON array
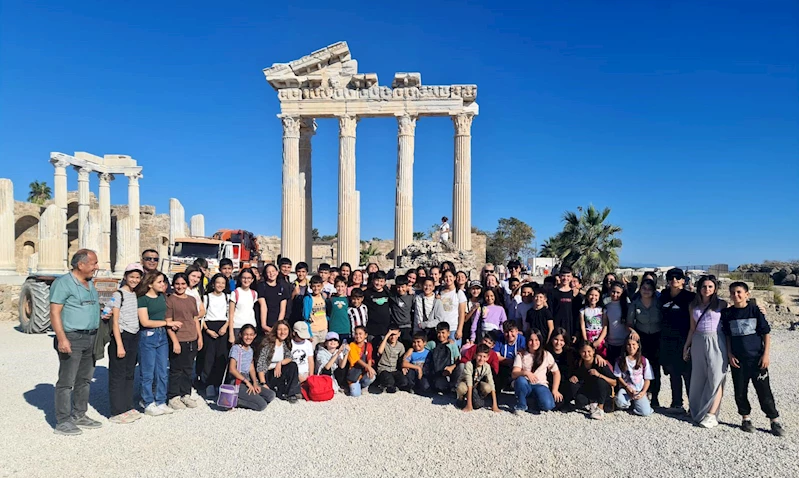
[
  {"x1": 512, "y1": 328, "x2": 562, "y2": 413},
  {"x1": 456, "y1": 344, "x2": 501, "y2": 413},
  {"x1": 291, "y1": 322, "x2": 315, "y2": 386},
  {"x1": 494, "y1": 321, "x2": 527, "y2": 392},
  {"x1": 423, "y1": 322, "x2": 461, "y2": 394},
  {"x1": 459, "y1": 332, "x2": 500, "y2": 377},
  {"x1": 614, "y1": 335, "x2": 654, "y2": 416},
  {"x1": 374, "y1": 328, "x2": 407, "y2": 393},
  {"x1": 569, "y1": 342, "x2": 617, "y2": 420},
  {"x1": 345, "y1": 325, "x2": 376, "y2": 396},
  {"x1": 316, "y1": 332, "x2": 349, "y2": 391},
  {"x1": 401, "y1": 332, "x2": 430, "y2": 392}
]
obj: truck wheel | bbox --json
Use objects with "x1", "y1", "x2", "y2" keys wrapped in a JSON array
[{"x1": 19, "y1": 279, "x2": 51, "y2": 334}]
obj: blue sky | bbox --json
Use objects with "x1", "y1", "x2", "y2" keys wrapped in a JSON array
[{"x1": 1, "y1": 0, "x2": 797, "y2": 266}]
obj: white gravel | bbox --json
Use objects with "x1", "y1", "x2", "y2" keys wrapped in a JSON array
[{"x1": 0, "y1": 321, "x2": 797, "y2": 478}]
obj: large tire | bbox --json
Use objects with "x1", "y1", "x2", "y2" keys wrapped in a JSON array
[{"x1": 19, "y1": 279, "x2": 51, "y2": 334}]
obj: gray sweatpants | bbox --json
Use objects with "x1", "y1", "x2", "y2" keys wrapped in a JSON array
[{"x1": 688, "y1": 331, "x2": 728, "y2": 422}]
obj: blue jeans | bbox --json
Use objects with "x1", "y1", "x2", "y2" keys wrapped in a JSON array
[
  {"x1": 139, "y1": 328, "x2": 168, "y2": 406},
  {"x1": 616, "y1": 389, "x2": 653, "y2": 416},
  {"x1": 514, "y1": 377, "x2": 555, "y2": 412}
]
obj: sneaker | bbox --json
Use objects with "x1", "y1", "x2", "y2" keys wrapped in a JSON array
[
  {"x1": 771, "y1": 422, "x2": 786, "y2": 437},
  {"x1": 512, "y1": 406, "x2": 527, "y2": 414},
  {"x1": 72, "y1": 415, "x2": 102, "y2": 429},
  {"x1": 386, "y1": 386, "x2": 397, "y2": 394},
  {"x1": 158, "y1": 403, "x2": 175, "y2": 414},
  {"x1": 288, "y1": 395, "x2": 298, "y2": 404},
  {"x1": 109, "y1": 412, "x2": 135, "y2": 425},
  {"x1": 590, "y1": 407, "x2": 605, "y2": 420},
  {"x1": 144, "y1": 403, "x2": 164, "y2": 416},
  {"x1": 168, "y1": 397, "x2": 186, "y2": 411},
  {"x1": 54, "y1": 421, "x2": 83, "y2": 436},
  {"x1": 181, "y1": 395, "x2": 198, "y2": 408},
  {"x1": 124, "y1": 409, "x2": 142, "y2": 422},
  {"x1": 369, "y1": 385, "x2": 384, "y2": 394},
  {"x1": 651, "y1": 399, "x2": 660, "y2": 409},
  {"x1": 205, "y1": 385, "x2": 217, "y2": 398},
  {"x1": 139, "y1": 400, "x2": 147, "y2": 410},
  {"x1": 741, "y1": 420, "x2": 755, "y2": 433},
  {"x1": 666, "y1": 404, "x2": 685, "y2": 414},
  {"x1": 699, "y1": 414, "x2": 718, "y2": 429}
]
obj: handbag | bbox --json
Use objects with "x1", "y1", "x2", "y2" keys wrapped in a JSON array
[{"x1": 217, "y1": 347, "x2": 243, "y2": 409}]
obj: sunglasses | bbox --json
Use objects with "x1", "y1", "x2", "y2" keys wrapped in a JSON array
[
  {"x1": 485, "y1": 270, "x2": 495, "y2": 273},
  {"x1": 667, "y1": 275, "x2": 684, "y2": 281},
  {"x1": 142, "y1": 257, "x2": 159, "y2": 262}
]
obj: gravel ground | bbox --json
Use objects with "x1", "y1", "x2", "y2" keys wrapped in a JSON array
[{"x1": 1, "y1": 321, "x2": 797, "y2": 478}]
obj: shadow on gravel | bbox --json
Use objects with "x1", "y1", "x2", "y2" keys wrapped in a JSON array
[
  {"x1": 89, "y1": 366, "x2": 109, "y2": 417},
  {"x1": 23, "y1": 383, "x2": 56, "y2": 426}
]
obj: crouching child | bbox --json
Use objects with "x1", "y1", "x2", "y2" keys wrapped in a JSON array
[{"x1": 456, "y1": 344, "x2": 501, "y2": 412}]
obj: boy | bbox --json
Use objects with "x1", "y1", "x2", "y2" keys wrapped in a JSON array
[
  {"x1": 219, "y1": 258, "x2": 236, "y2": 292},
  {"x1": 289, "y1": 262, "x2": 309, "y2": 325},
  {"x1": 373, "y1": 328, "x2": 407, "y2": 393},
  {"x1": 291, "y1": 322, "x2": 315, "y2": 386},
  {"x1": 402, "y1": 332, "x2": 430, "y2": 392},
  {"x1": 515, "y1": 284, "x2": 536, "y2": 324},
  {"x1": 348, "y1": 288, "x2": 368, "y2": 332},
  {"x1": 547, "y1": 266, "x2": 578, "y2": 343},
  {"x1": 318, "y1": 263, "x2": 335, "y2": 298},
  {"x1": 364, "y1": 270, "x2": 391, "y2": 348},
  {"x1": 327, "y1": 276, "x2": 351, "y2": 342},
  {"x1": 456, "y1": 344, "x2": 500, "y2": 412},
  {"x1": 494, "y1": 321, "x2": 527, "y2": 391},
  {"x1": 278, "y1": 257, "x2": 294, "y2": 318},
  {"x1": 302, "y1": 275, "x2": 328, "y2": 347},
  {"x1": 459, "y1": 332, "x2": 500, "y2": 376},
  {"x1": 505, "y1": 277, "x2": 522, "y2": 320},
  {"x1": 722, "y1": 282, "x2": 784, "y2": 436},
  {"x1": 346, "y1": 325, "x2": 376, "y2": 395},
  {"x1": 423, "y1": 322, "x2": 461, "y2": 394},
  {"x1": 526, "y1": 289, "x2": 554, "y2": 339},
  {"x1": 389, "y1": 275, "x2": 414, "y2": 347}
]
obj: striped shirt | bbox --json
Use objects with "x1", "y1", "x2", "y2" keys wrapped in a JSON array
[{"x1": 348, "y1": 304, "x2": 368, "y2": 330}]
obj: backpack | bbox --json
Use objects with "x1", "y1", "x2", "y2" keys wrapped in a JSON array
[
  {"x1": 234, "y1": 288, "x2": 257, "y2": 303},
  {"x1": 204, "y1": 292, "x2": 231, "y2": 319},
  {"x1": 301, "y1": 375, "x2": 334, "y2": 402},
  {"x1": 426, "y1": 343, "x2": 452, "y2": 375}
]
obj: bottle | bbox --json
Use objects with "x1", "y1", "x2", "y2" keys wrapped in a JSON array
[{"x1": 102, "y1": 297, "x2": 116, "y2": 316}]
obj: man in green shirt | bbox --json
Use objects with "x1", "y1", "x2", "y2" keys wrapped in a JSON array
[{"x1": 50, "y1": 249, "x2": 103, "y2": 435}]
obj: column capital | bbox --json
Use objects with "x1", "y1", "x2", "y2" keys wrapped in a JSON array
[
  {"x1": 397, "y1": 114, "x2": 417, "y2": 136},
  {"x1": 280, "y1": 115, "x2": 302, "y2": 138},
  {"x1": 75, "y1": 166, "x2": 92, "y2": 178},
  {"x1": 50, "y1": 157, "x2": 70, "y2": 169},
  {"x1": 300, "y1": 118, "x2": 317, "y2": 135},
  {"x1": 452, "y1": 112, "x2": 474, "y2": 136},
  {"x1": 338, "y1": 115, "x2": 358, "y2": 138},
  {"x1": 97, "y1": 172, "x2": 115, "y2": 183}
]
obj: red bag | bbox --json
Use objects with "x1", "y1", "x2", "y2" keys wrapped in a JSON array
[{"x1": 301, "y1": 375, "x2": 334, "y2": 402}]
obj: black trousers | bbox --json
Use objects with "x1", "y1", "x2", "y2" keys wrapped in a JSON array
[
  {"x1": 168, "y1": 340, "x2": 198, "y2": 400},
  {"x1": 664, "y1": 357, "x2": 691, "y2": 408},
  {"x1": 375, "y1": 370, "x2": 408, "y2": 390},
  {"x1": 266, "y1": 361, "x2": 302, "y2": 399},
  {"x1": 421, "y1": 372, "x2": 451, "y2": 394},
  {"x1": 571, "y1": 377, "x2": 612, "y2": 408},
  {"x1": 731, "y1": 358, "x2": 779, "y2": 419},
  {"x1": 402, "y1": 368, "x2": 429, "y2": 392},
  {"x1": 202, "y1": 322, "x2": 228, "y2": 387},
  {"x1": 637, "y1": 331, "x2": 661, "y2": 403},
  {"x1": 496, "y1": 364, "x2": 513, "y2": 391},
  {"x1": 108, "y1": 331, "x2": 139, "y2": 416}
]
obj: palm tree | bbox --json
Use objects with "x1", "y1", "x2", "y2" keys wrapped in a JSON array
[
  {"x1": 28, "y1": 181, "x2": 52, "y2": 205},
  {"x1": 553, "y1": 205, "x2": 622, "y2": 284},
  {"x1": 359, "y1": 244, "x2": 379, "y2": 266}
]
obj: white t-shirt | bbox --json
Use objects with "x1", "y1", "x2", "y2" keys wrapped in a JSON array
[
  {"x1": 204, "y1": 292, "x2": 228, "y2": 322},
  {"x1": 186, "y1": 288, "x2": 203, "y2": 313},
  {"x1": 231, "y1": 287, "x2": 257, "y2": 329},
  {"x1": 291, "y1": 339, "x2": 314, "y2": 376},
  {"x1": 323, "y1": 282, "x2": 336, "y2": 297},
  {"x1": 269, "y1": 343, "x2": 284, "y2": 370},
  {"x1": 614, "y1": 357, "x2": 654, "y2": 392},
  {"x1": 439, "y1": 222, "x2": 450, "y2": 240},
  {"x1": 438, "y1": 288, "x2": 467, "y2": 331}
]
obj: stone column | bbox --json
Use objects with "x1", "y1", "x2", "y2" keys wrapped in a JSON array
[
  {"x1": 97, "y1": 172, "x2": 113, "y2": 271},
  {"x1": 280, "y1": 116, "x2": 302, "y2": 262},
  {"x1": 169, "y1": 198, "x2": 186, "y2": 246},
  {"x1": 394, "y1": 114, "x2": 417, "y2": 266},
  {"x1": 116, "y1": 215, "x2": 135, "y2": 271},
  {"x1": 452, "y1": 113, "x2": 474, "y2": 250},
  {"x1": 83, "y1": 210, "x2": 101, "y2": 257},
  {"x1": 0, "y1": 179, "x2": 15, "y2": 274},
  {"x1": 354, "y1": 190, "x2": 360, "y2": 266},
  {"x1": 50, "y1": 157, "x2": 69, "y2": 271},
  {"x1": 299, "y1": 118, "x2": 316, "y2": 266},
  {"x1": 190, "y1": 214, "x2": 205, "y2": 237},
  {"x1": 126, "y1": 173, "x2": 141, "y2": 257},
  {"x1": 337, "y1": 115, "x2": 358, "y2": 267},
  {"x1": 76, "y1": 166, "x2": 91, "y2": 248},
  {"x1": 38, "y1": 204, "x2": 66, "y2": 274}
]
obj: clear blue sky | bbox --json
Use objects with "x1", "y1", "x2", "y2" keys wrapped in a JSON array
[{"x1": 1, "y1": 0, "x2": 797, "y2": 267}]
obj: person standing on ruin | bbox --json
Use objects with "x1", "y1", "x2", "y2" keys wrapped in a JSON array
[
  {"x1": 50, "y1": 249, "x2": 104, "y2": 435},
  {"x1": 439, "y1": 216, "x2": 450, "y2": 243}
]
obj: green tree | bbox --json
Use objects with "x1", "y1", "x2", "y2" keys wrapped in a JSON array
[
  {"x1": 320, "y1": 233, "x2": 337, "y2": 242},
  {"x1": 311, "y1": 228, "x2": 321, "y2": 241},
  {"x1": 412, "y1": 231, "x2": 425, "y2": 241},
  {"x1": 28, "y1": 181, "x2": 52, "y2": 205},
  {"x1": 548, "y1": 205, "x2": 622, "y2": 284},
  {"x1": 492, "y1": 217, "x2": 536, "y2": 262}
]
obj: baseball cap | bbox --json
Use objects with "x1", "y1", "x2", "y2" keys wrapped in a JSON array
[
  {"x1": 469, "y1": 280, "x2": 483, "y2": 289},
  {"x1": 325, "y1": 331, "x2": 340, "y2": 342},
  {"x1": 666, "y1": 268, "x2": 685, "y2": 280},
  {"x1": 124, "y1": 263, "x2": 144, "y2": 275},
  {"x1": 293, "y1": 322, "x2": 311, "y2": 339}
]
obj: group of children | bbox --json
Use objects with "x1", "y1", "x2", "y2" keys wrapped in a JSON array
[{"x1": 103, "y1": 257, "x2": 784, "y2": 436}]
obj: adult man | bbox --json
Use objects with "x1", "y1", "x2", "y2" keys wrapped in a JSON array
[
  {"x1": 141, "y1": 249, "x2": 160, "y2": 274},
  {"x1": 50, "y1": 249, "x2": 103, "y2": 435}
]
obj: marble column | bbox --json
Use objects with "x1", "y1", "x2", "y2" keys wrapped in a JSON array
[
  {"x1": 97, "y1": 172, "x2": 113, "y2": 271},
  {"x1": 299, "y1": 118, "x2": 316, "y2": 266},
  {"x1": 280, "y1": 115, "x2": 302, "y2": 262},
  {"x1": 452, "y1": 113, "x2": 474, "y2": 250},
  {"x1": 337, "y1": 115, "x2": 358, "y2": 267},
  {"x1": 116, "y1": 215, "x2": 135, "y2": 272},
  {"x1": 190, "y1": 214, "x2": 205, "y2": 237},
  {"x1": 127, "y1": 173, "x2": 141, "y2": 259},
  {"x1": 83, "y1": 210, "x2": 101, "y2": 257},
  {"x1": 394, "y1": 114, "x2": 417, "y2": 266},
  {"x1": 38, "y1": 204, "x2": 66, "y2": 274},
  {"x1": 50, "y1": 157, "x2": 69, "y2": 271},
  {"x1": 0, "y1": 179, "x2": 15, "y2": 274},
  {"x1": 169, "y1": 198, "x2": 186, "y2": 245},
  {"x1": 76, "y1": 166, "x2": 91, "y2": 248},
  {"x1": 354, "y1": 190, "x2": 360, "y2": 266}
]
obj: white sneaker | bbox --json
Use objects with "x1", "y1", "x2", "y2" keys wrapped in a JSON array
[
  {"x1": 158, "y1": 403, "x2": 174, "y2": 415},
  {"x1": 181, "y1": 395, "x2": 198, "y2": 408},
  {"x1": 699, "y1": 414, "x2": 718, "y2": 428},
  {"x1": 144, "y1": 403, "x2": 164, "y2": 416},
  {"x1": 590, "y1": 407, "x2": 605, "y2": 420},
  {"x1": 205, "y1": 385, "x2": 217, "y2": 398}
]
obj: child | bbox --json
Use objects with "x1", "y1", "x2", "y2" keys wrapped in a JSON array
[
  {"x1": 568, "y1": 342, "x2": 617, "y2": 420},
  {"x1": 219, "y1": 258, "x2": 236, "y2": 292},
  {"x1": 512, "y1": 329, "x2": 561, "y2": 413},
  {"x1": 470, "y1": 288, "x2": 507, "y2": 342},
  {"x1": 614, "y1": 335, "x2": 654, "y2": 416},
  {"x1": 514, "y1": 284, "x2": 536, "y2": 325},
  {"x1": 580, "y1": 286, "x2": 605, "y2": 355},
  {"x1": 546, "y1": 266, "x2": 578, "y2": 343},
  {"x1": 327, "y1": 277, "x2": 351, "y2": 342},
  {"x1": 389, "y1": 275, "x2": 414, "y2": 347},
  {"x1": 256, "y1": 320, "x2": 301, "y2": 403},
  {"x1": 525, "y1": 290, "x2": 554, "y2": 340},
  {"x1": 316, "y1": 332, "x2": 349, "y2": 391},
  {"x1": 303, "y1": 275, "x2": 328, "y2": 347},
  {"x1": 602, "y1": 281, "x2": 631, "y2": 365},
  {"x1": 346, "y1": 326, "x2": 376, "y2": 396},
  {"x1": 463, "y1": 280, "x2": 483, "y2": 339},
  {"x1": 228, "y1": 268, "x2": 260, "y2": 344},
  {"x1": 494, "y1": 321, "x2": 527, "y2": 392},
  {"x1": 415, "y1": 277, "x2": 444, "y2": 338},
  {"x1": 289, "y1": 262, "x2": 310, "y2": 324},
  {"x1": 228, "y1": 325, "x2": 276, "y2": 411},
  {"x1": 401, "y1": 332, "x2": 430, "y2": 392},
  {"x1": 438, "y1": 269, "x2": 467, "y2": 346},
  {"x1": 291, "y1": 321, "x2": 315, "y2": 386},
  {"x1": 547, "y1": 328, "x2": 575, "y2": 410},
  {"x1": 423, "y1": 322, "x2": 461, "y2": 394},
  {"x1": 201, "y1": 273, "x2": 230, "y2": 398},
  {"x1": 318, "y1": 263, "x2": 336, "y2": 298},
  {"x1": 456, "y1": 344, "x2": 501, "y2": 412},
  {"x1": 347, "y1": 288, "x2": 368, "y2": 332},
  {"x1": 374, "y1": 328, "x2": 407, "y2": 393},
  {"x1": 505, "y1": 277, "x2": 522, "y2": 320},
  {"x1": 108, "y1": 263, "x2": 143, "y2": 424},
  {"x1": 722, "y1": 282, "x2": 784, "y2": 436},
  {"x1": 459, "y1": 332, "x2": 500, "y2": 379},
  {"x1": 165, "y1": 273, "x2": 202, "y2": 410},
  {"x1": 364, "y1": 270, "x2": 391, "y2": 348}
]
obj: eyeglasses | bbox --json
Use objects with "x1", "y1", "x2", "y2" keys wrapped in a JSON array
[{"x1": 142, "y1": 257, "x2": 159, "y2": 262}]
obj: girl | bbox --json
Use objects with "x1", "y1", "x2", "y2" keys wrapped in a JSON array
[
  {"x1": 470, "y1": 288, "x2": 507, "y2": 343},
  {"x1": 316, "y1": 332, "x2": 349, "y2": 391},
  {"x1": 260, "y1": 264, "x2": 287, "y2": 333},
  {"x1": 547, "y1": 328, "x2": 575, "y2": 411},
  {"x1": 136, "y1": 272, "x2": 180, "y2": 416},
  {"x1": 348, "y1": 269, "x2": 364, "y2": 296},
  {"x1": 627, "y1": 278, "x2": 663, "y2": 408},
  {"x1": 683, "y1": 276, "x2": 728, "y2": 428},
  {"x1": 602, "y1": 281, "x2": 631, "y2": 365},
  {"x1": 228, "y1": 325, "x2": 276, "y2": 411},
  {"x1": 165, "y1": 273, "x2": 202, "y2": 410},
  {"x1": 405, "y1": 270, "x2": 418, "y2": 292},
  {"x1": 256, "y1": 320, "x2": 301, "y2": 403},
  {"x1": 614, "y1": 335, "x2": 654, "y2": 416},
  {"x1": 415, "y1": 277, "x2": 444, "y2": 338},
  {"x1": 463, "y1": 281, "x2": 483, "y2": 341},
  {"x1": 568, "y1": 342, "x2": 617, "y2": 420},
  {"x1": 455, "y1": 270, "x2": 469, "y2": 293},
  {"x1": 339, "y1": 262, "x2": 352, "y2": 283},
  {"x1": 600, "y1": 273, "x2": 617, "y2": 301},
  {"x1": 108, "y1": 263, "x2": 143, "y2": 424},
  {"x1": 511, "y1": 329, "x2": 562, "y2": 413},
  {"x1": 437, "y1": 269, "x2": 467, "y2": 346},
  {"x1": 579, "y1": 286, "x2": 605, "y2": 356},
  {"x1": 228, "y1": 268, "x2": 263, "y2": 344},
  {"x1": 185, "y1": 265, "x2": 206, "y2": 388},
  {"x1": 201, "y1": 274, "x2": 229, "y2": 398},
  {"x1": 483, "y1": 273, "x2": 505, "y2": 309}
]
